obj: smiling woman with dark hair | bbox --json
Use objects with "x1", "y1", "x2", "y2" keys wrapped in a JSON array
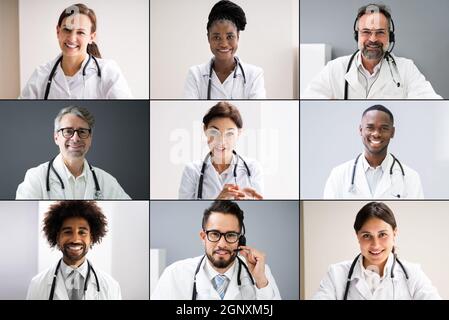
[
  {"x1": 20, "y1": 3, "x2": 132, "y2": 99},
  {"x1": 313, "y1": 202, "x2": 441, "y2": 300},
  {"x1": 184, "y1": 0, "x2": 266, "y2": 99}
]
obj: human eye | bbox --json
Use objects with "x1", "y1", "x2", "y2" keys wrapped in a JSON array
[
  {"x1": 208, "y1": 231, "x2": 220, "y2": 241},
  {"x1": 376, "y1": 30, "x2": 386, "y2": 36},
  {"x1": 225, "y1": 232, "x2": 239, "y2": 242},
  {"x1": 227, "y1": 34, "x2": 235, "y2": 40},
  {"x1": 63, "y1": 128, "x2": 74, "y2": 135},
  {"x1": 362, "y1": 233, "x2": 371, "y2": 240},
  {"x1": 379, "y1": 232, "x2": 388, "y2": 238}
]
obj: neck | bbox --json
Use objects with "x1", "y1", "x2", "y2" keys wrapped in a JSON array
[
  {"x1": 213, "y1": 57, "x2": 236, "y2": 74},
  {"x1": 363, "y1": 256, "x2": 388, "y2": 277},
  {"x1": 61, "y1": 54, "x2": 88, "y2": 76},
  {"x1": 208, "y1": 258, "x2": 235, "y2": 274},
  {"x1": 361, "y1": 56, "x2": 382, "y2": 74},
  {"x1": 211, "y1": 153, "x2": 233, "y2": 174},
  {"x1": 364, "y1": 151, "x2": 387, "y2": 167},
  {"x1": 63, "y1": 256, "x2": 86, "y2": 268},
  {"x1": 62, "y1": 156, "x2": 85, "y2": 177}
]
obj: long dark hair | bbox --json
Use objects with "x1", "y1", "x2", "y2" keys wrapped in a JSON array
[{"x1": 57, "y1": 3, "x2": 102, "y2": 58}]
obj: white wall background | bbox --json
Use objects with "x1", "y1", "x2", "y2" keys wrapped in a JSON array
[
  {"x1": 150, "y1": 0, "x2": 299, "y2": 99},
  {"x1": 0, "y1": 201, "x2": 38, "y2": 300},
  {"x1": 38, "y1": 201, "x2": 149, "y2": 300},
  {"x1": 18, "y1": 0, "x2": 149, "y2": 98},
  {"x1": 300, "y1": 101, "x2": 449, "y2": 199},
  {"x1": 150, "y1": 100, "x2": 299, "y2": 199},
  {"x1": 302, "y1": 201, "x2": 449, "y2": 300}
]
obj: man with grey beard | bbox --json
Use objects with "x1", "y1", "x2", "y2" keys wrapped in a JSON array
[
  {"x1": 151, "y1": 200, "x2": 281, "y2": 300},
  {"x1": 303, "y1": 3, "x2": 442, "y2": 99}
]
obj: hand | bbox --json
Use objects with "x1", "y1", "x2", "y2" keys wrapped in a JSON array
[
  {"x1": 237, "y1": 245, "x2": 269, "y2": 288},
  {"x1": 239, "y1": 187, "x2": 263, "y2": 200},
  {"x1": 216, "y1": 184, "x2": 246, "y2": 200}
]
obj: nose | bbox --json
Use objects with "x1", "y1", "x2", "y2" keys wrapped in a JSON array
[
  {"x1": 371, "y1": 129, "x2": 381, "y2": 137},
  {"x1": 371, "y1": 237, "x2": 380, "y2": 247},
  {"x1": 369, "y1": 31, "x2": 378, "y2": 42},
  {"x1": 217, "y1": 234, "x2": 228, "y2": 247}
]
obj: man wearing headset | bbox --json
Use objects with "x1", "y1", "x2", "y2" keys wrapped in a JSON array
[
  {"x1": 26, "y1": 201, "x2": 121, "y2": 300},
  {"x1": 151, "y1": 200, "x2": 281, "y2": 300},
  {"x1": 303, "y1": 3, "x2": 442, "y2": 99},
  {"x1": 15, "y1": 106, "x2": 130, "y2": 200},
  {"x1": 323, "y1": 104, "x2": 424, "y2": 199}
]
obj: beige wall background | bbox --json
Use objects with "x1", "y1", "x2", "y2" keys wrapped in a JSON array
[
  {"x1": 0, "y1": 0, "x2": 20, "y2": 98},
  {"x1": 150, "y1": 0, "x2": 299, "y2": 99},
  {"x1": 301, "y1": 201, "x2": 449, "y2": 299}
]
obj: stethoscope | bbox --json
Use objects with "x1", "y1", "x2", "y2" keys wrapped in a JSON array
[
  {"x1": 46, "y1": 155, "x2": 102, "y2": 200},
  {"x1": 344, "y1": 50, "x2": 401, "y2": 99},
  {"x1": 191, "y1": 254, "x2": 255, "y2": 300},
  {"x1": 197, "y1": 150, "x2": 252, "y2": 199},
  {"x1": 207, "y1": 56, "x2": 246, "y2": 100},
  {"x1": 49, "y1": 258, "x2": 100, "y2": 300},
  {"x1": 44, "y1": 54, "x2": 102, "y2": 100},
  {"x1": 349, "y1": 153, "x2": 405, "y2": 198},
  {"x1": 343, "y1": 253, "x2": 409, "y2": 300}
]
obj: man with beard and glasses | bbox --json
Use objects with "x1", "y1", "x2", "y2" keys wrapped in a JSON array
[
  {"x1": 16, "y1": 105, "x2": 130, "y2": 200},
  {"x1": 323, "y1": 105, "x2": 424, "y2": 199},
  {"x1": 151, "y1": 200, "x2": 281, "y2": 300},
  {"x1": 303, "y1": 3, "x2": 442, "y2": 99},
  {"x1": 26, "y1": 201, "x2": 121, "y2": 300}
]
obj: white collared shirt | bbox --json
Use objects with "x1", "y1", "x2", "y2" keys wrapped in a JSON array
[
  {"x1": 356, "y1": 52, "x2": 383, "y2": 95},
  {"x1": 178, "y1": 153, "x2": 263, "y2": 199},
  {"x1": 60, "y1": 260, "x2": 89, "y2": 299},
  {"x1": 204, "y1": 259, "x2": 237, "y2": 286},
  {"x1": 361, "y1": 153, "x2": 390, "y2": 196},
  {"x1": 359, "y1": 254, "x2": 390, "y2": 294},
  {"x1": 184, "y1": 57, "x2": 266, "y2": 99},
  {"x1": 62, "y1": 160, "x2": 89, "y2": 199}
]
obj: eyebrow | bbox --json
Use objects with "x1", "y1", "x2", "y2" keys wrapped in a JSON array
[
  {"x1": 360, "y1": 229, "x2": 389, "y2": 234},
  {"x1": 61, "y1": 226, "x2": 89, "y2": 231},
  {"x1": 62, "y1": 25, "x2": 88, "y2": 31}
]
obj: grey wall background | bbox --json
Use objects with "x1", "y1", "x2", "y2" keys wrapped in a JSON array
[
  {"x1": 0, "y1": 201, "x2": 38, "y2": 299},
  {"x1": 300, "y1": 0, "x2": 449, "y2": 98},
  {"x1": 300, "y1": 101, "x2": 449, "y2": 198},
  {"x1": 150, "y1": 201, "x2": 299, "y2": 300},
  {"x1": 0, "y1": 101, "x2": 149, "y2": 199}
]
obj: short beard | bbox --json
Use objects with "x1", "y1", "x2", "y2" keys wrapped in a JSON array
[
  {"x1": 206, "y1": 249, "x2": 237, "y2": 269},
  {"x1": 361, "y1": 42, "x2": 386, "y2": 60}
]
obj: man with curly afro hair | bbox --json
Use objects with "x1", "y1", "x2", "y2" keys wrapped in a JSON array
[{"x1": 26, "y1": 201, "x2": 122, "y2": 300}]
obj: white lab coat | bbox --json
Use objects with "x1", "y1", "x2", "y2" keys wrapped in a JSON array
[
  {"x1": 26, "y1": 260, "x2": 122, "y2": 300},
  {"x1": 151, "y1": 255, "x2": 281, "y2": 300},
  {"x1": 184, "y1": 57, "x2": 266, "y2": 99},
  {"x1": 16, "y1": 153, "x2": 131, "y2": 200},
  {"x1": 178, "y1": 155, "x2": 263, "y2": 199},
  {"x1": 323, "y1": 153, "x2": 424, "y2": 199},
  {"x1": 313, "y1": 254, "x2": 441, "y2": 300},
  {"x1": 302, "y1": 52, "x2": 442, "y2": 99},
  {"x1": 20, "y1": 54, "x2": 132, "y2": 99}
]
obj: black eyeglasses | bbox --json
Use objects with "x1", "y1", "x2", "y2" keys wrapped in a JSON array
[
  {"x1": 58, "y1": 127, "x2": 91, "y2": 139},
  {"x1": 205, "y1": 230, "x2": 241, "y2": 243}
]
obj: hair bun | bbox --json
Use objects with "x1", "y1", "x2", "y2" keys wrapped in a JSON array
[{"x1": 207, "y1": 0, "x2": 247, "y2": 31}]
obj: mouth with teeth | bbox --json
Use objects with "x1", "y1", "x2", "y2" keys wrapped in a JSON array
[
  {"x1": 64, "y1": 42, "x2": 80, "y2": 50},
  {"x1": 63, "y1": 242, "x2": 87, "y2": 259},
  {"x1": 368, "y1": 249, "x2": 385, "y2": 257}
]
